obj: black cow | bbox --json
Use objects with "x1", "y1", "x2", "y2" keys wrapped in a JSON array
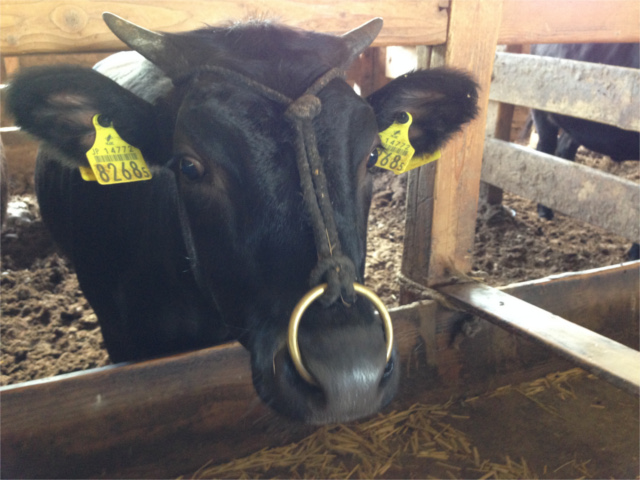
[
  {"x1": 7, "y1": 14, "x2": 478, "y2": 424},
  {"x1": 530, "y1": 43, "x2": 639, "y2": 259},
  {"x1": 0, "y1": 137, "x2": 7, "y2": 229}
]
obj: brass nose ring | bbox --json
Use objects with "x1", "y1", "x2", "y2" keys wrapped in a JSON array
[{"x1": 287, "y1": 283, "x2": 394, "y2": 385}]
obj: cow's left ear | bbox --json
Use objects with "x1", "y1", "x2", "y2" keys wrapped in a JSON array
[{"x1": 366, "y1": 68, "x2": 479, "y2": 155}]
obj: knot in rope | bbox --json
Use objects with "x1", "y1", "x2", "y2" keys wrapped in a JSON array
[
  {"x1": 309, "y1": 255, "x2": 357, "y2": 306},
  {"x1": 285, "y1": 94, "x2": 322, "y2": 120}
]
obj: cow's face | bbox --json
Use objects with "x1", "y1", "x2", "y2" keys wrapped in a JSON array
[
  {"x1": 161, "y1": 30, "x2": 394, "y2": 422},
  {"x1": 172, "y1": 73, "x2": 386, "y2": 422},
  {"x1": 6, "y1": 14, "x2": 478, "y2": 424}
]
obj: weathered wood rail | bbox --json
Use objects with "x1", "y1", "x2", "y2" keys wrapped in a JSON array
[
  {"x1": 1, "y1": 0, "x2": 639, "y2": 477},
  {"x1": 491, "y1": 52, "x2": 640, "y2": 131},
  {"x1": 482, "y1": 138, "x2": 640, "y2": 241},
  {"x1": 2, "y1": 0, "x2": 638, "y2": 55},
  {"x1": 481, "y1": 52, "x2": 640, "y2": 243}
]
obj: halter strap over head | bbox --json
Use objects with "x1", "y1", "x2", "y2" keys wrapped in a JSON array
[{"x1": 175, "y1": 65, "x2": 357, "y2": 306}]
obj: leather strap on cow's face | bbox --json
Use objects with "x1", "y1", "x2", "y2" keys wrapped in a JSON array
[{"x1": 173, "y1": 66, "x2": 358, "y2": 307}]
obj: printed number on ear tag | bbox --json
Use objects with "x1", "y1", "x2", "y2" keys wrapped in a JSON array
[
  {"x1": 83, "y1": 114, "x2": 152, "y2": 185},
  {"x1": 376, "y1": 112, "x2": 441, "y2": 175}
]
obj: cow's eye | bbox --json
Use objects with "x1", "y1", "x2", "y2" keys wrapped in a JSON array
[
  {"x1": 366, "y1": 148, "x2": 380, "y2": 169},
  {"x1": 179, "y1": 157, "x2": 205, "y2": 181}
]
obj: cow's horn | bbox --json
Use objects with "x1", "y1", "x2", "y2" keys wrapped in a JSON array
[
  {"x1": 341, "y1": 18, "x2": 384, "y2": 64},
  {"x1": 103, "y1": 13, "x2": 188, "y2": 75}
]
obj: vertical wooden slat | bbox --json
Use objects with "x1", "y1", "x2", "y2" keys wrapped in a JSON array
[
  {"x1": 400, "y1": 162, "x2": 438, "y2": 304},
  {"x1": 349, "y1": 47, "x2": 389, "y2": 98},
  {"x1": 0, "y1": 56, "x2": 20, "y2": 84},
  {"x1": 399, "y1": 47, "x2": 437, "y2": 304},
  {"x1": 479, "y1": 44, "x2": 523, "y2": 207},
  {"x1": 401, "y1": 0, "x2": 503, "y2": 290},
  {"x1": 425, "y1": 0, "x2": 503, "y2": 285}
]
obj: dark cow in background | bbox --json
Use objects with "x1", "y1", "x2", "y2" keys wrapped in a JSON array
[
  {"x1": 7, "y1": 14, "x2": 478, "y2": 424},
  {"x1": 530, "y1": 43, "x2": 639, "y2": 259},
  {"x1": 0, "y1": 137, "x2": 7, "y2": 229}
]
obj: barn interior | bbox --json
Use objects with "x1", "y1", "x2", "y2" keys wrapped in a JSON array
[{"x1": 1, "y1": 0, "x2": 638, "y2": 478}]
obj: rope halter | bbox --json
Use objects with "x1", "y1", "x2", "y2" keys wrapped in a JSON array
[{"x1": 176, "y1": 65, "x2": 393, "y2": 385}]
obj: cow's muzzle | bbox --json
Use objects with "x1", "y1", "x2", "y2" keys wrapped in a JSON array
[{"x1": 288, "y1": 282, "x2": 393, "y2": 385}]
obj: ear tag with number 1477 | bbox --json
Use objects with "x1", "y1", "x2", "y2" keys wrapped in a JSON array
[
  {"x1": 375, "y1": 112, "x2": 441, "y2": 175},
  {"x1": 81, "y1": 114, "x2": 152, "y2": 184}
]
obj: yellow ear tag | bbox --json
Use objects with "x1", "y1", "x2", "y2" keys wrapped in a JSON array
[
  {"x1": 83, "y1": 114, "x2": 152, "y2": 184},
  {"x1": 376, "y1": 112, "x2": 441, "y2": 175},
  {"x1": 78, "y1": 165, "x2": 97, "y2": 181}
]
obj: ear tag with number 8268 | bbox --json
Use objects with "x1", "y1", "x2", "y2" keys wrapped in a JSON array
[
  {"x1": 375, "y1": 112, "x2": 441, "y2": 175},
  {"x1": 82, "y1": 114, "x2": 152, "y2": 185}
]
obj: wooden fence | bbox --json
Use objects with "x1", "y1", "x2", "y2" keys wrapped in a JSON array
[
  {"x1": 481, "y1": 52, "x2": 640, "y2": 241},
  {"x1": 1, "y1": 0, "x2": 639, "y2": 477}
]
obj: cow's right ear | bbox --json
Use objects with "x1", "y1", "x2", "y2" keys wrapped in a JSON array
[
  {"x1": 366, "y1": 68, "x2": 479, "y2": 156},
  {"x1": 6, "y1": 65, "x2": 160, "y2": 165}
]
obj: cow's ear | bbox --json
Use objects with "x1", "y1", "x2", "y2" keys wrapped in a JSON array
[
  {"x1": 6, "y1": 65, "x2": 160, "y2": 165},
  {"x1": 366, "y1": 68, "x2": 479, "y2": 155}
]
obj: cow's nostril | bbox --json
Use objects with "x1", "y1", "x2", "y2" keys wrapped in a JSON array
[
  {"x1": 379, "y1": 357, "x2": 395, "y2": 389},
  {"x1": 274, "y1": 346, "x2": 322, "y2": 393},
  {"x1": 383, "y1": 357, "x2": 394, "y2": 379}
]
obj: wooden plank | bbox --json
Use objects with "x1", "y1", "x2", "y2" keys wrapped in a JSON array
[
  {"x1": 481, "y1": 138, "x2": 640, "y2": 241},
  {"x1": 0, "y1": 128, "x2": 38, "y2": 196},
  {"x1": 479, "y1": 46, "x2": 523, "y2": 207},
  {"x1": 400, "y1": 160, "x2": 437, "y2": 302},
  {"x1": 346, "y1": 47, "x2": 389, "y2": 98},
  {"x1": 499, "y1": 0, "x2": 640, "y2": 45},
  {"x1": 500, "y1": 261, "x2": 640, "y2": 350},
  {"x1": 0, "y1": 343, "x2": 283, "y2": 479},
  {"x1": 490, "y1": 52, "x2": 640, "y2": 131},
  {"x1": 4, "y1": 0, "x2": 637, "y2": 56},
  {"x1": 401, "y1": 261, "x2": 640, "y2": 398},
  {"x1": 399, "y1": 44, "x2": 439, "y2": 303},
  {"x1": 0, "y1": 0, "x2": 449, "y2": 55},
  {"x1": 440, "y1": 281, "x2": 640, "y2": 396},
  {"x1": 423, "y1": 0, "x2": 502, "y2": 286},
  {"x1": 2, "y1": 261, "x2": 638, "y2": 478},
  {"x1": 1, "y1": 57, "x2": 20, "y2": 85}
]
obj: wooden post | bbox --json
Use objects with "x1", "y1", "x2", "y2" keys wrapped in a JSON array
[
  {"x1": 399, "y1": 46, "x2": 438, "y2": 305},
  {"x1": 401, "y1": 0, "x2": 503, "y2": 290}
]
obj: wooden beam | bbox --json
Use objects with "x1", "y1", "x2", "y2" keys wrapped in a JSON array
[
  {"x1": 399, "y1": 45, "x2": 439, "y2": 304},
  {"x1": 490, "y1": 52, "x2": 640, "y2": 131},
  {"x1": 2, "y1": 262, "x2": 638, "y2": 478},
  {"x1": 423, "y1": 0, "x2": 502, "y2": 286},
  {"x1": 481, "y1": 138, "x2": 640, "y2": 241},
  {"x1": 346, "y1": 47, "x2": 389, "y2": 98},
  {"x1": 401, "y1": 160, "x2": 437, "y2": 302},
  {"x1": 1, "y1": 56, "x2": 20, "y2": 84},
  {"x1": 480, "y1": 45, "x2": 524, "y2": 207},
  {"x1": 0, "y1": 128, "x2": 38, "y2": 193},
  {"x1": 4, "y1": 0, "x2": 637, "y2": 57},
  {"x1": 499, "y1": 0, "x2": 640, "y2": 45},
  {"x1": 0, "y1": 0, "x2": 449, "y2": 55},
  {"x1": 440, "y1": 281, "x2": 640, "y2": 396}
]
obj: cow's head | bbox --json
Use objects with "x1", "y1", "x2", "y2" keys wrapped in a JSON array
[{"x1": 7, "y1": 14, "x2": 478, "y2": 424}]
